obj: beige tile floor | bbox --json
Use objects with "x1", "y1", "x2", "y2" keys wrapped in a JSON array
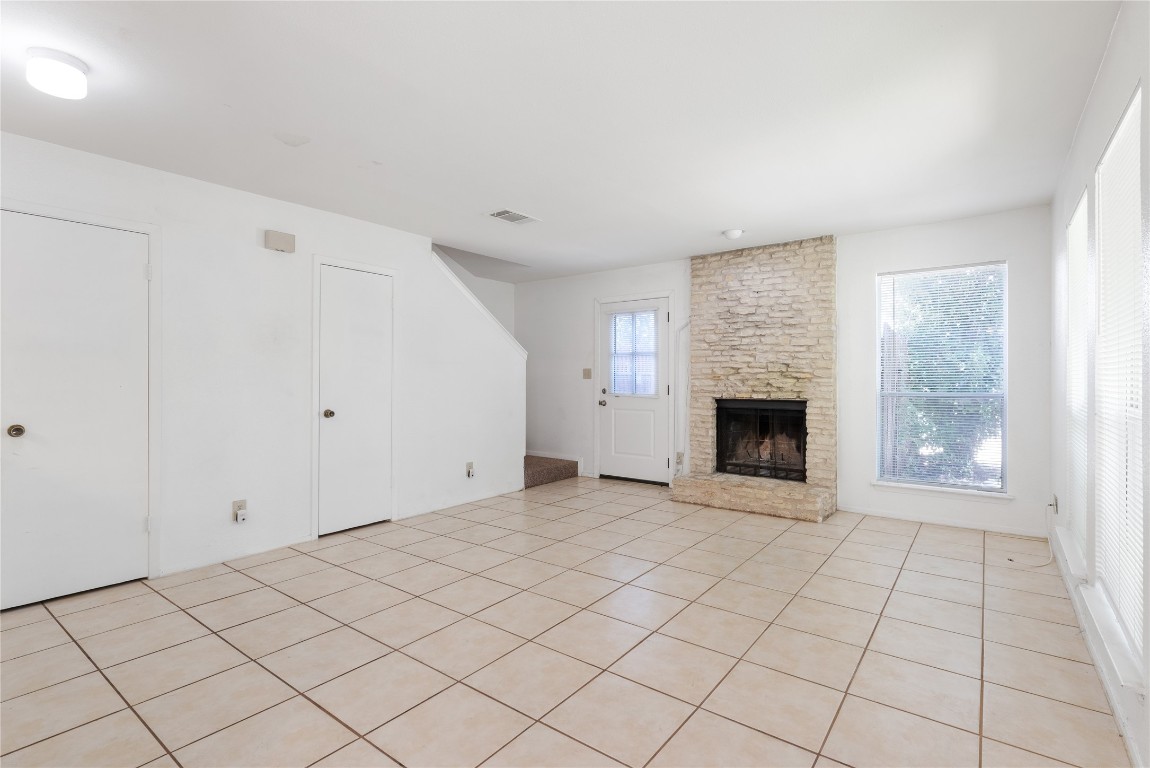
[{"x1": 0, "y1": 477, "x2": 1133, "y2": 768}]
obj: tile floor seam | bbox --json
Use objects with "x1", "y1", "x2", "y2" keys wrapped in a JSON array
[
  {"x1": 641, "y1": 512, "x2": 851, "y2": 766},
  {"x1": 641, "y1": 556, "x2": 822, "y2": 767},
  {"x1": 8, "y1": 604, "x2": 185, "y2": 767},
  {"x1": 811, "y1": 515, "x2": 919, "y2": 761},
  {"x1": 980, "y1": 529, "x2": 988, "y2": 768},
  {"x1": 142, "y1": 585, "x2": 407, "y2": 766},
  {"x1": 62, "y1": 520, "x2": 1076, "y2": 699},
  {"x1": 4, "y1": 483, "x2": 1126, "y2": 768}
]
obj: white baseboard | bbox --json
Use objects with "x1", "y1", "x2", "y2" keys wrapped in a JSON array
[{"x1": 834, "y1": 503, "x2": 1046, "y2": 538}]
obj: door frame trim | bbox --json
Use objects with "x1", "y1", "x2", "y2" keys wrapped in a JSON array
[
  {"x1": 1, "y1": 197, "x2": 162, "y2": 578},
  {"x1": 310, "y1": 257, "x2": 397, "y2": 538},
  {"x1": 592, "y1": 290, "x2": 675, "y2": 483}
]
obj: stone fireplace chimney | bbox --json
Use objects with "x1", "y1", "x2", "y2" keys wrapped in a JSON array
[{"x1": 672, "y1": 236, "x2": 837, "y2": 521}]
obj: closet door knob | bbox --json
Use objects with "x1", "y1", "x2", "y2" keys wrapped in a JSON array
[{"x1": 323, "y1": 409, "x2": 335, "y2": 419}]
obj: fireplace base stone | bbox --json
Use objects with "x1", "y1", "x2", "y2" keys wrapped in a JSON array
[{"x1": 673, "y1": 473, "x2": 836, "y2": 522}]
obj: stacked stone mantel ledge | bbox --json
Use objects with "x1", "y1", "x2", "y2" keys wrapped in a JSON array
[{"x1": 673, "y1": 235, "x2": 838, "y2": 523}]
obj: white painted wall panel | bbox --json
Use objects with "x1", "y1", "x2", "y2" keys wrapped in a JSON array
[
  {"x1": 516, "y1": 260, "x2": 690, "y2": 475},
  {"x1": 1, "y1": 132, "x2": 526, "y2": 577},
  {"x1": 836, "y1": 206, "x2": 1052, "y2": 537}
]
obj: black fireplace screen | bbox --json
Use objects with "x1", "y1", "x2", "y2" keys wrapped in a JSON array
[{"x1": 715, "y1": 399, "x2": 807, "y2": 482}]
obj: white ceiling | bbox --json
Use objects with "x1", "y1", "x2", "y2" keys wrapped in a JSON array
[{"x1": 1, "y1": 1, "x2": 1118, "y2": 281}]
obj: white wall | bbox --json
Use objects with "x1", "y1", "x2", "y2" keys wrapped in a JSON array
[
  {"x1": 2, "y1": 132, "x2": 526, "y2": 577},
  {"x1": 516, "y1": 260, "x2": 691, "y2": 475},
  {"x1": 1047, "y1": 2, "x2": 1148, "y2": 764},
  {"x1": 436, "y1": 248, "x2": 517, "y2": 335},
  {"x1": 836, "y1": 206, "x2": 1052, "y2": 537}
]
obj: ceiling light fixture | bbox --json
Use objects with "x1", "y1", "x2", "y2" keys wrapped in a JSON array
[
  {"x1": 26, "y1": 48, "x2": 88, "y2": 99},
  {"x1": 722, "y1": 229, "x2": 744, "y2": 240}
]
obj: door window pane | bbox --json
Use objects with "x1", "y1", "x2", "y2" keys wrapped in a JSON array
[{"x1": 611, "y1": 310, "x2": 658, "y2": 395}]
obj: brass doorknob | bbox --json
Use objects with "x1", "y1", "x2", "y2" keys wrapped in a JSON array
[
  {"x1": 323, "y1": 409, "x2": 335, "y2": 419},
  {"x1": 7, "y1": 424, "x2": 26, "y2": 437},
  {"x1": 598, "y1": 400, "x2": 607, "y2": 406}
]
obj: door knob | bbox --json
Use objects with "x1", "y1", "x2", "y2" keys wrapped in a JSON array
[
  {"x1": 598, "y1": 400, "x2": 607, "y2": 406},
  {"x1": 7, "y1": 424, "x2": 26, "y2": 437},
  {"x1": 323, "y1": 409, "x2": 335, "y2": 419}
]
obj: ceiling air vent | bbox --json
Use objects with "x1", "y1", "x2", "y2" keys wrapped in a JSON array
[{"x1": 489, "y1": 209, "x2": 537, "y2": 224}]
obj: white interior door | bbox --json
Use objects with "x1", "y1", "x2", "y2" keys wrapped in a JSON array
[
  {"x1": 598, "y1": 298, "x2": 670, "y2": 483},
  {"x1": 1, "y1": 211, "x2": 150, "y2": 609},
  {"x1": 318, "y1": 265, "x2": 393, "y2": 534}
]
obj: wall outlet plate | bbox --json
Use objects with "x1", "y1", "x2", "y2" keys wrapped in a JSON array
[
  {"x1": 466, "y1": 461, "x2": 475, "y2": 478},
  {"x1": 233, "y1": 499, "x2": 247, "y2": 523}
]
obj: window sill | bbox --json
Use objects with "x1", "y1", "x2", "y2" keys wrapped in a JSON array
[
  {"x1": 871, "y1": 481, "x2": 1014, "y2": 502},
  {"x1": 1079, "y1": 583, "x2": 1147, "y2": 694}
]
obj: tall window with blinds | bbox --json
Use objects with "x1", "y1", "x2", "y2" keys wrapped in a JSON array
[
  {"x1": 878, "y1": 263, "x2": 1007, "y2": 491},
  {"x1": 610, "y1": 310, "x2": 658, "y2": 396},
  {"x1": 1065, "y1": 194, "x2": 1090, "y2": 551},
  {"x1": 1094, "y1": 90, "x2": 1143, "y2": 656}
]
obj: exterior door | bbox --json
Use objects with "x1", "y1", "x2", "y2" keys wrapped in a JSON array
[
  {"x1": 318, "y1": 265, "x2": 393, "y2": 534},
  {"x1": 598, "y1": 298, "x2": 670, "y2": 483},
  {"x1": 1, "y1": 210, "x2": 150, "y2": 608}
]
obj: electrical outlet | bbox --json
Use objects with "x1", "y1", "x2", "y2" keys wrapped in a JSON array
[
  {"x1": 232, "y1": 499, "x2": 248, "y2": 524},
  {"x1": 466, "y1": 461, "x2": 475, "y2": 478},
  {"x1": 675, "y1": 452, "x2": 684, "y2": 466}
]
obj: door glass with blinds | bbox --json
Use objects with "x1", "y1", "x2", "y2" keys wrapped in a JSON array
[
  {"x1": 1094, "y1": 89, "x2": 1143, "y2": 656},
  {"x1": 877, "y1": 263, "x2": 1007, "y2": 491},
  {"x1": 1065, "y1": 194, "x2": 1090, "y2": 551},
  {"x1": 610, "y1": 310, "x2": 658, "y2": 396}
]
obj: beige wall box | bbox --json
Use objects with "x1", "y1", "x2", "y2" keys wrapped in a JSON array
[{"x1": 264, "y1": 230, "x2": 296, "y2": 253}]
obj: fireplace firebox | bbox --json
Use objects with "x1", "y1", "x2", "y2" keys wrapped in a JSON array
[{"x1": 715, "y1": 399, "x2": 806, "y2": 482}]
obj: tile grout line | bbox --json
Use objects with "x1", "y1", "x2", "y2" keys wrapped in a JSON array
[
  {"x1": 980, "y1": 528, "x2": 987, "y2": 768},
  {"x1": 640, "y1": 513, "x2": 857, "y2": 766},
  {"x1": 138, "y1": 576, "x2": 409, "y2": 767},
  {"x1": 2, "y1": 483, "x2": 1105, "y2": 767},
  {"x1": 810, "y1": 515, "x2": 919, "y2": 763},
  {"x1": 4, "y1": 606, "x2": 187, "y2": 768}
]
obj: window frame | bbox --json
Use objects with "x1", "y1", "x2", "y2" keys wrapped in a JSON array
[{"x1": 874, "y1": 261, "x2": 1009, "y2": 494}]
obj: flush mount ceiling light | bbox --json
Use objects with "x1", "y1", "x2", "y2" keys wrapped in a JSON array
[
  {"x1": 26, "y1": 48, "x2": 88, "y2": 99},
  {"x1": 722, "y1": 229, "x2": 744, "y2": 240}
]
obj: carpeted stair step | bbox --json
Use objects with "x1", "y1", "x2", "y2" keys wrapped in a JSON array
[{"x1": 524, "y1": 455, "x2": 578, "y2": 489}]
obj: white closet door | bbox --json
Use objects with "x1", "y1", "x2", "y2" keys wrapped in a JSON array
[
  {"x1": 318, "y1": 265, "x2": 393, "y2": 534},
  {"x1": 1, "y1": 211, "x2": 150, "y2": 608}
]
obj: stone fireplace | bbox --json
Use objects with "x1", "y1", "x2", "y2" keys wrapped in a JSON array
[{"x1": 672, "y1": 236, "x2": 837, "y2": 521}]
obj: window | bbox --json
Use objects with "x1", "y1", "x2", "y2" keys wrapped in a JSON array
[
  {"x1": 1066, "y1": 193, "x2": 1089, "y2": 548},
  {"x1": 1094, "y1": 90, "x2": 1143, "y2": 655},
  {"x1": 878, "y1": 263, "x2": 1007, "y2": 491},
  {"x1": 610, "y1": 310, "x2": 658, "y2": 395}
]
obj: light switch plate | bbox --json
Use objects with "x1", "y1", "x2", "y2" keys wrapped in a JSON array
[{"x1": 582, "y1": 368, "x2": 592, "y2": 379}]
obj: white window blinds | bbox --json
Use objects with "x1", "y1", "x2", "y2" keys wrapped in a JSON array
[
  {"x1": 610, "y1": 310, "x2": 658, "y2": 396},
  {"x1": 1066, "y1": 195, "x2": 1090, "y2": 550},
  {"x1": 1094, "y1": 90, "x2": 1143, "y2": 655},
  {"x1": 878, "y1": 263, "x2": 1007, "y2": 491}
]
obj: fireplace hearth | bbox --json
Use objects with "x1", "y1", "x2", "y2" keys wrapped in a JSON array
[{"x1": 715, "y1": 399, "x2": 806, "y2": 482}]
